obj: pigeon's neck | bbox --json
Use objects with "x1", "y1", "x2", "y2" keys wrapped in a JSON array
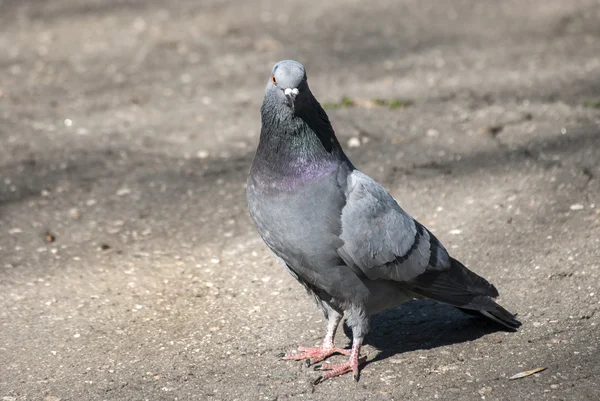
[{"x1": 252, "y1": 96, "x2": 347, "y2": 185}]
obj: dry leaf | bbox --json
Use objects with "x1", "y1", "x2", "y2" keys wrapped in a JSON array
[{"x1": 509, "y1": 367, "x2": 547, "y2": 380}]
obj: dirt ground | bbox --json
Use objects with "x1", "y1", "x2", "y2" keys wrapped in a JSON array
[{"x1": 1, "y1": 0, "x2": 600, "y2": 400}]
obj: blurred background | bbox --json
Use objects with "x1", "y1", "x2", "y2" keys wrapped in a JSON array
[{"x1": 1, "y1": 0, "x2": 599, "y2": 400}]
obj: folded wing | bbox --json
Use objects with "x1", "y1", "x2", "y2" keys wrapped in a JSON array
[{"x1": 338, "y1": 171, "x2": 520, "y2": 329}]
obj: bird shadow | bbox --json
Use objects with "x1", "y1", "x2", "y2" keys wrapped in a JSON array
[{"x1": 342, "y1": 300, "x2": 502, "y2": 365}]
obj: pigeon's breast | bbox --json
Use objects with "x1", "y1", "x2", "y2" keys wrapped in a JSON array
[{"x1": 246, "y1": 168, "x2": 346, "y2": 270}]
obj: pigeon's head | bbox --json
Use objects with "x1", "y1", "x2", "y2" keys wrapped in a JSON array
[{"x1": 266, "y1": 60, "x2": 308, "y2": 113}]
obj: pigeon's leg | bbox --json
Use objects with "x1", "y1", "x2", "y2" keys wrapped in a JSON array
[
  {"x1": 314, "y1": 309, "x2": 368, "y2": 383},
  {"x1": 282, "y1": 309, "x2": 349, "y2": 365},
  {"x1": 314, "y1": 336, "x2": 366, "y2": 384}
]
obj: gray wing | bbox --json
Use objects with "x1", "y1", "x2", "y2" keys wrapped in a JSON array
[
  {"x1": 337, "y1": 171, "x2": 522, "y2": 330},
  {"x1": 338, "y1": 170, "x2": 451, "y2": 282},
  {"x1": 337, "y1": 171, "x2": 511, "y2": 312}
]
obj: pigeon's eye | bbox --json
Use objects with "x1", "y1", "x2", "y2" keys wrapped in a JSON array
[{"x1": 271, "y1": 75, "x2": 277, "y2": 85}]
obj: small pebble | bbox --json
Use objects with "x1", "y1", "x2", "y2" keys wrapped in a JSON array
[
  {"x1": 347, "y1": 137, "x2": 361, "y2": 148},
  {"x1": 116, "y1": 187, "x2": 131, "y2": 196},
  {"x1": 69, "y1": 208, "x2": 81, "y2": 219}
]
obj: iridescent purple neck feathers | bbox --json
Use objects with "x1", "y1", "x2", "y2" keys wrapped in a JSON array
[{"x1": 249, "y1": 86, "x2": 351, "y2": 191}]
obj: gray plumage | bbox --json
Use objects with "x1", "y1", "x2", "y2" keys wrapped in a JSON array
[{"x1": 246, "y1": 60, "x2": 520, "y2": 382}]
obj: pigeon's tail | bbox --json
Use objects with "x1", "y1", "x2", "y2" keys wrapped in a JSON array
[
  {"x1": 406, "y1": 257, "x2": 522, "y2": 331},
  {"x1": 456, "y1": 299, "x2": 522, "y2": 330}
]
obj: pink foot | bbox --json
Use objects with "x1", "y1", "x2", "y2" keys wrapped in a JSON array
[
  {"x1": 280, "y1": 345, "x2": 350, "y2": 365},
  {"x1": 314, "y1": 355, "x2": 366, "y2": 384}
]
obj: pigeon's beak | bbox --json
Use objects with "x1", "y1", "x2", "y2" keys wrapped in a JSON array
[{"x1": 284, "y1": 87, "x2": 299, "y2": 112}]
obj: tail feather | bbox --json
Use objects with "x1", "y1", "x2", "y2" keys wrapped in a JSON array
[
  {"x1": 457, "y1": 299, "x2": 522, "y2": 330},
  {"x1": 405, "y1": 257, "x2": 522, "y2": 330}
]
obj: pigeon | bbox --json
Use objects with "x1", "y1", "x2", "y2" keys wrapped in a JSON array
[{"x1": 246, "y1": 60, "x2": 521, "y2": 383}]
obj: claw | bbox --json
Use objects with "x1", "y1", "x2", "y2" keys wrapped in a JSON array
[
  {"x1": 313, "y1": 364, "x2": 322, "y2": 371},
  {"x1": 313, "y1": 376, "x2": 323, "y2": 385},
  {"x1": 277, "y1": 352, "x2": 286, "y2": 358},
  {"x1": 305, "y1": 359, "x2": 311, "y2": 368}
]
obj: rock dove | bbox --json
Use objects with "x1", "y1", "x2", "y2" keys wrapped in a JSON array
[{"x1": 246, "y1": 60, "x2": 521, "y2": 383}]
